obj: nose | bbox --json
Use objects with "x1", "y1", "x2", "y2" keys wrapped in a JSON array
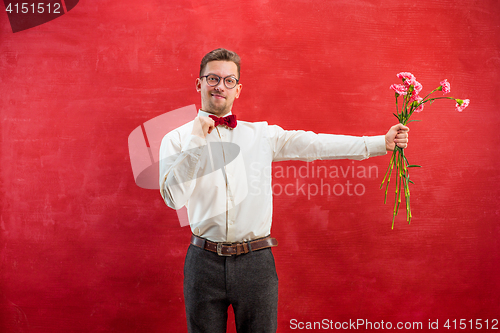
[{"x1": 214, "y1": 79, "x2": 225, "y2": 91}]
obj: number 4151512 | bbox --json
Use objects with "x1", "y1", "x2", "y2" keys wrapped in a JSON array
[
  {"x1": 5, "y1": 2, "x2": 62, "y2": 14},
  {"x1": 444, "y1": 319, "x2": 498, "y2": 330}
]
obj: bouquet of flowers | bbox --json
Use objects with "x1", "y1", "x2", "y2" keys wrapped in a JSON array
[{"x1": 381, "y1": 72, "x2": 469, "y2": 229}]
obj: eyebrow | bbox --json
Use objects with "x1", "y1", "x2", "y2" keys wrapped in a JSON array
[{"x1": 207, "y1": 73, "x2": 238, "y2": 78}]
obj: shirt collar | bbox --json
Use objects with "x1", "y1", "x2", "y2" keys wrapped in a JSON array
[{"x1": 198, "y1": 109, "x2": 233, "y2": 118}]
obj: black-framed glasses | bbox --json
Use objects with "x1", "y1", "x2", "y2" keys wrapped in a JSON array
[{"x1": 201, "y1": 74, "x2": 239, "y2": 89}]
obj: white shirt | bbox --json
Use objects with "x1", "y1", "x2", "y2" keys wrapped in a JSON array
[{"x1": 159, "y1": 110, "x2": 387, "y2": 242}]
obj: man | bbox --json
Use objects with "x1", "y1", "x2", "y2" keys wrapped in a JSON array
[{"x1": 159, "y1": 48, "x2": 409, "y2": 333}]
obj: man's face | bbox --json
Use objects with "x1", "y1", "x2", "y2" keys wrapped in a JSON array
[{"x1": 196, "y1": 60, "x2": 242, "y2": 117}]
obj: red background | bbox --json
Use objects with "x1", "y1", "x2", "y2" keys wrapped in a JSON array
[{"x1": 1, "y1": 0, "x2": 499, "y2": 332}]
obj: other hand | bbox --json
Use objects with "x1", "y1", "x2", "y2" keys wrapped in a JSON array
[{"x1": 191, "y1": 116, "x2": 215, "y2": 139}]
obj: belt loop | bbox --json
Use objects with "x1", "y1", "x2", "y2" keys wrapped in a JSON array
[
  {"x1": 247, "y1": 240, "x2": 252, "y2": 253},
  {"x1": 200, "y1": 238, "x2": 206, "y2": 250}
]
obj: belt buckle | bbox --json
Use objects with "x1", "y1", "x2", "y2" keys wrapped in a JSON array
[{"x1": 217, "y1": 243, "x2": 232, "y2": 256}]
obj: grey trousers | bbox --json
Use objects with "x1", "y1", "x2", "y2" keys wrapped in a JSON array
[{"x1": 183, "y1": 244, "x2": 279, "y2": 333}]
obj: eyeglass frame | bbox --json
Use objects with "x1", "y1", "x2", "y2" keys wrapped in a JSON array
[{"x1": 200, "y1": 74, "x2": 240, "y2": 89}]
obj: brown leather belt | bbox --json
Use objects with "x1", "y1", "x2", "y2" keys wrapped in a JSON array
[{"x1": 190, "y1": 234, "x2": 278, "y2": 256}]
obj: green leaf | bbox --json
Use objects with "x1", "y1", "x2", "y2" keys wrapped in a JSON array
[
  {"x1": 407, "y1": 119, "x2": 421, "y2": 124},
  {"x1": 407, "y1": 165, "x2": 422, "y2": 168}
]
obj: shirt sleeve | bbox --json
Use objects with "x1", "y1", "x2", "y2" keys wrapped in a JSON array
[
  {"x1": 159, "y1": 130, "x2": 207, "y2": 210},
  {"x1": 266, "y1": 124, "x2": 387, "y2": 162}
]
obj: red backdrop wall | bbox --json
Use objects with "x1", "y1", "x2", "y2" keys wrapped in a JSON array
[{"x1": 1, "y1": 0, "x2": 499, "y2": 332}]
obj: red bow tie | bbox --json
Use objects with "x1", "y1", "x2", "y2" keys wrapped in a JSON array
[{"x1": 209, "y1": 114, "x2": 237, "y2": 129}]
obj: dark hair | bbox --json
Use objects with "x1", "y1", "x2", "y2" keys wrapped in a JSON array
[{"x1": 199, "y1": 48, "x2": 241, "y2": 79}]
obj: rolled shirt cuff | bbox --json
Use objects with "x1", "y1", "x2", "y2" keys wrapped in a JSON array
[{"x1": 364, "y1": 135, "x2": 387, "y2": 157}]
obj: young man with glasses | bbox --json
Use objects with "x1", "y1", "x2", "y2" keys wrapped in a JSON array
[{"x1": 159, "y1": 48, "x2": 409, "y2": 333}]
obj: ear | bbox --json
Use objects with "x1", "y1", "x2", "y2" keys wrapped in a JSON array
[
  {"x1": 195, "y1": 78, "x2": 202, "y2": 92},
  {"x1": 235, "y1": 83, "x2": 243, "y2": 99}
]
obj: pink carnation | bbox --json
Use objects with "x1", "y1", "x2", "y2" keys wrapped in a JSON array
[
  {"x1": 414, "y1": 96, "x2": 424, "y2": 113},
  {"x1": 440, "y1": 79, "x2": 451, "y2": 95},
  {"x1": 404, "y1": 75, "x2": 422, "y2": 90},
  {"x1": 455, "y1": 99, "x2": 469, "y2": 112},
  {"x1": 390, "y1": 84, "x2": 407, "y2": 95},
  {"x1": 412, "y1": 80, "x2": 423, "y2": 95},
  {"x1": 406, "y1": 80, "x2": 422, "y2": 104},
  {"x1": 396, "y1": 72, "x2": 416, "y2": 82},
  {"x1": 400, "y1": 74, "x2": 423, "y2": 100}
]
